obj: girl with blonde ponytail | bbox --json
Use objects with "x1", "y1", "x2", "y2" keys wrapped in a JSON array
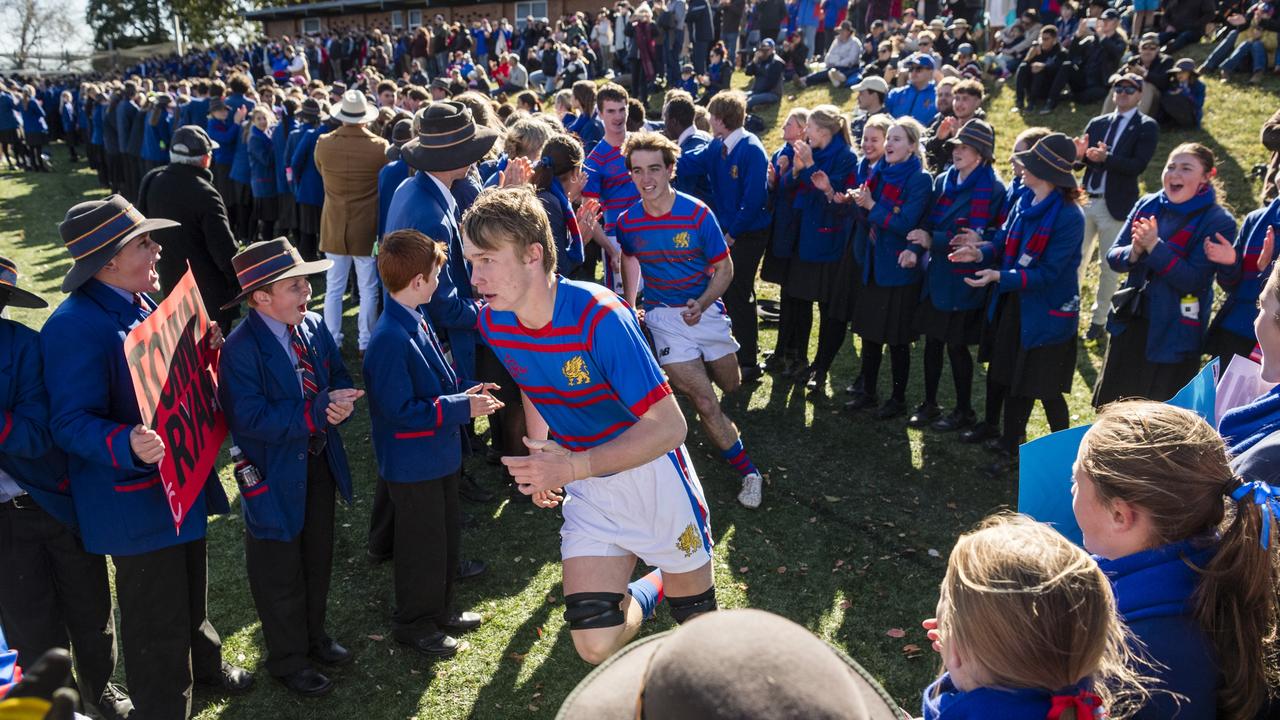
[
  {"x1": 1077, "y1": 400, "x2": 1280, "y2": 719},
  {"x1": 921, "y1": 514, "x2": 1151, "y2": 719}
]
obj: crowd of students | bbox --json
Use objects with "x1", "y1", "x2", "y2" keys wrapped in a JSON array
[{"x1": 4, "y1": 0, "x2": 1280, "y2": 717}]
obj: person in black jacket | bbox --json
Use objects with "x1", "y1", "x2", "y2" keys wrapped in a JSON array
[
  {"x1": 137, "y1": 125, "x2": 241, "y2": 331},
  {"x1": 756, "y1": 0, "x2": 787, "y2": 45},
  {"x1": 745, "y1": 38, "x2": 785, "y2": 109},
  {"x1": 114, "y1": 82, "x2": 141, "y2": 202},
  {"x1": 1012, "y1": 25, "x2": 1067, "y2": 114},
  {"x1": 1159, "y1": 0, "x2": 1216, "y2": 52},
  {"x1": 1046, "y1": 7, "x2": 1126, "y2": 109},
  {"x1": 1074, "y1": 73, "x2": 1160, "y2": 341},
  {"x1": 719, "y1": 0, "x2": 746, "y2": 62},
  {"x1": 687, "y1": 0, "x2": 715, "y2": 73}
]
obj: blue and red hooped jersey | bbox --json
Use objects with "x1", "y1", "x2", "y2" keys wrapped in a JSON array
[
  {"x1": 616, "y1": 192, "x2": 730, "y2": 310},
  {"x1": 583, "y1": 138, "x2": 640, "y2": 237},
  {"x1": 476, "y1": 277, "x2": 671, "y2": 451}
]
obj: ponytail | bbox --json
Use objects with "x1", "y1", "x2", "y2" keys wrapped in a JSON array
[{"x1": 1196, "y1": 478, "x2": 1280, "y2": 719}]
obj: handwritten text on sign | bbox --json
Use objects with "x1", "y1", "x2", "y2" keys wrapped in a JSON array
[{"x1": 123, "y1": 269, "x2": 228, "y2": 532}]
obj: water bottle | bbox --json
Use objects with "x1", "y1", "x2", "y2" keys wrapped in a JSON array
[{"x1": 230, "y1": 446, "x2": 262, "y2": 490}]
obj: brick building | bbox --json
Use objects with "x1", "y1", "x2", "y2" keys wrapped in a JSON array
[{"x1": 244, "y1": 0, "x2": 609, "y2": 38}]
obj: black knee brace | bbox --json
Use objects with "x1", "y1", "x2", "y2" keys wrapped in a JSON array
[
  {"x1": 666, "y1": 586, "x2": 717, "y2": 624},
  {"x1": 563, "y1": 592, "x2": 626, "y2": 630}
]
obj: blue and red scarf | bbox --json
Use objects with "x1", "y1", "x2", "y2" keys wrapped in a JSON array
[
  {"x1": 868, "y1": 153, "x2": 922, "y2": 231},
  {"x1": 1001, "y1": 188, "x2": 1064, "y2": 272},
  {"x1": 1220, "y1": 384, "x2": 1280, "y2": 455},
  {"x1": 795, "y1": 133, "x2": 855, "y2": 211},
  {"x1": 929, "y1": 162, "x2": 996, "y2": 233}
]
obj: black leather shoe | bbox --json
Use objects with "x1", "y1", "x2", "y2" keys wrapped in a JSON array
[
  {"x1": 739, "y1": 364, "x2": 764, "y2": 383},
  {"x1": 455, "y1": 559, "x2": 487, "y2": 581},
  {"x1": 983, "y1": 455, "x2": 1019, "y2": 477},
  {"x1": 983, "y1": 437, "x2": 1009, "y2": 454},
  {"x1": 97, "y1": 682, "x2": 133, "y2": 720},
  {"x1": 843, "y1": 393, "x2": 880, "y2": 411},
  {"x1": 932, "y1": 409, "x2": 976, "y2": 432},
  {"x1": 441, "y1": 611, "x2": 483, "y2": 633},
  {"x1": 277, "y1": 667, "x2": 333, "y2": 697},
  {"x1": 958, "y1": 421, "x2": 1000, "y2": 444},
  {"x1": 906, "y1": 403, "x2": 941, "y2": 428},
  {"x1": 309, "y1": 638, "x2": 353, "y2": 666},
  {"x1": 196, "y1": 662, "x2": 254, "y2": 694},
  {"x1": 762, "y1": 351, "x2": 788, "y2": 372},
  {"x1": 396, "y1": 632, "x2": 459, "y2": 659},
  {"x1": 805, "y1": 370, "x2": 827, "y2": 392},
  {"x1": 1086, "y1": 322, "x2": 1107, "y2": 341},
  {"x1": 459, "y1": 472, "x2": 495, "y2": 503},
  {"x1": 875, "y1": 398, "x2": 906, "y2": 420}
]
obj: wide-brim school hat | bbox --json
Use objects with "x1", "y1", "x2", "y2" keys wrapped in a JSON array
[
  {"x1": 0, "y1": 256, "x2": 47, "y2": 309},
  {"x1": 400, "y1": 101, "x2": 499, "y2": 173},
  {"x1": 1014, "y1": 132, "x2": 1079, "y2": 189},
  {"x1": 945, "y1": 118, "x2": 996, "y2": 163},
  {"x1": 58, "y1": 195, "x2": 179, "y2": 293},
  {"x1": 221, "y1": 237, "x2": 332, "y2": 310},
  {"x1": 331, "y1": 89, "x2": 378, "y2": 124},
  {"x1": 555, "y1": 609, "x2": 903, "y2": 720}
]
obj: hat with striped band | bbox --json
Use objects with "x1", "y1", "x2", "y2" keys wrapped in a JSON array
[
  {"x1": 945, "y1": 118, "x2": 996, "y2": 163},
  {"x1": 221, "y1": 237, "x2": 332, "y2": 310},
  {"x1": 57, "y1": 194, "x2": 179, "y2": 293},
  {"x1": 0, "y1": 256, "x2": 47, "y2": 309},
  {"x1": 1014, "y1": 132, "x2": 1079, "y2": 189},
  {"x1": 400, "y1": 101, "x2": 500, "y2": 173}
]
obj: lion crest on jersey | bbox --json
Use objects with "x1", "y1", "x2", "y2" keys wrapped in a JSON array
[
  {"x1": 676, "y1": 523, "x2": 701, "y2": 557},
  {"x1": 673, "y1": 231, "x2": 690, "y2": 248},
  {"x1": 562, "y1": 355, "x2": 591, "y2": 386}
]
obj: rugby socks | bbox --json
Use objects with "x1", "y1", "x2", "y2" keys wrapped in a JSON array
[
  {"x1": 627, "y1": 569, "x2": 664, "y2": 621},
  {"x1": 721, "y1": 438, "x2": 759, "y2": 478}
]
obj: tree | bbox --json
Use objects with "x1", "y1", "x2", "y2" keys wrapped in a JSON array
[
  {"x1": 86, "y1": 0, "x2": 253, "y2": 50},
  {"x1": 1, "y1": 0, "x2": 78, "y2": 69}
]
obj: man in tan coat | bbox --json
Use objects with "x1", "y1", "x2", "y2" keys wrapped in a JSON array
[{"x1": 314, "y1": 89, "x2": 388, "y2": 352}]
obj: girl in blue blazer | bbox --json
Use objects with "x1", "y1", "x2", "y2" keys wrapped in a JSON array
[
  {"x1": 847, "y1": 116, "x2": 933, "y2": 420},
  {"x1": 247, "y1": 107, "x2": 280, "y2": 245},
  {"x1": 1079, "y1": 401, "x2": 1280, "y2": 720},
  {"x1": 761, "y1": 108, "x2": 808, "y2": 377},
  {"x1": 952, "y1": 132, "x2": 1083, "y2": 475},
  {"x1": 363, "y1": 230, "x2": 497, "y2": 657},
  {"x1": 272, "y1": 100, "x2": 299, "y2": 242},
  {"x1": 59, "y1": 90, "x2": 79, "y2": 163},
  {"x1": 790, "y1": 105, "x2": 859, "y2": 393},
  {"x1": 140, "y1": 96, "x2": 175, "y2": 170},
  {"x1": 921, "y1": 514, "x2": 1146, "y2": 720},
  {"x1": 1206, "y1": 194, "x2": 1280, "y2": 363},
  {"x1": 20, "y1": 86, "x2": 48, "y2": 171},
  {"x1": 1094, "y1": 143, "x2": 1237, "y2": 407},
  {"x1": 909, "y1": 119, "x2": 1007, "y2": 432}
]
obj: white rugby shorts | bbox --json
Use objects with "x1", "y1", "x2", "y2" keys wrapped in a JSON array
[
  {"x1": 560, "y1": 445, "x2": 713, "y2": 574},
  {"x1": 645, "y1": 302, "x2": 740, "y2": 366}
]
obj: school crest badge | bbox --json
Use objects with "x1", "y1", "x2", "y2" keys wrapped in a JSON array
[
  {"x1": 562, "y1": 355, "x2": 591, "y2": 386},
  {"x1": 730, "y1": 164, "x2": 738, "y2": 179},
  {"x1": 676, "y1": 523, "x2": 701, "y2": 557},
  {"x1": 673, "y1": 232, "x2": 690, "y2": 248}
]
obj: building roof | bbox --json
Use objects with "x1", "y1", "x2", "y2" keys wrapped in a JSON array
[{"x1": 243, "y1": 0, "x2": 424, "y2": 21}]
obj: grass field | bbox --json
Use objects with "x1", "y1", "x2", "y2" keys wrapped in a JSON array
[{"x1": 2, "y1": 53, "x2": 1277, "y2": 718}]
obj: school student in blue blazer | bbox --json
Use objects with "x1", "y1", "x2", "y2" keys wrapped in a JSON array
[
  {"x1": 218, "y1": 238, "x2": 362, "y2": 698},
  {"x1": 0, "y1": 257, "x2": 128, "y2": 720},
  {"x1": 140, "y1": 94, "x2": 175, "y2": 171},
  {"x1": 677, "y1": 90, "x2": 772, "y2": 377},
  {"x1": 287, "y1": 99, "x2": 329, "y2": 262},
  {"x1": 1207, "y1": 194, "x2": 1280, "y2": 362},
  {"x1": 377, "y1": 120, "x2": 413, "y2": 244},
  {"x1": 846, "y1": 117, "x2": 933, "y2": 420},
  {"x1": 1093, "y1": 143, "x2": 1237, "y2": 407},
  {"x1": 761, "y1": 110, "x2": 806, "y2": 376},
  {"x1": 246, "y1": 108, "x2": 279, "y2": 245},
  {"x1": 909, "y1": 120, "x2": 1007, "y2": 431},
  {"x1": 42, "y1": 195, "x2": 252, "y2": 719},
  {"x1": 953, "y1": 133, "x2": 1085, "y2": 475},
  {"x1": 364, "y1": 231, "x2": 497, "y2": 660}
]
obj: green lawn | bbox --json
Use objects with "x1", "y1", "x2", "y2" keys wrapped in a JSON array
[{"x1": 2, "y1": 56, "x2": 1277, "y2": 718}]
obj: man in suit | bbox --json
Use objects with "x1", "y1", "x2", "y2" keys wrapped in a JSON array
[
  {"x1": 1075, "y1": 72, "x2": 1160, "y2": 341},
  {"x1": 218, "y1": 238, "x2": 361, "y2": 697},
  {"x1": 378, "y1": 101, "x2": 498, "y2": 577},
  {"x1": 138, "y1": 125, "x2": 240, "y2": 331},
  {"x1": 363, "y1": 230, "x2": 494, "y2": 660},
  {"x1": 42, "y1": 196, "x2": 253, "y2": 720},
  {"x1": 0, "y1": 257, "x2": 131, "y2": 720},
  {"x1": 114, "y1": 83, "x2": 140, "y2": 201},
  {"x1": 314, "y1": 90, "x2": 388, "y2": 354}
]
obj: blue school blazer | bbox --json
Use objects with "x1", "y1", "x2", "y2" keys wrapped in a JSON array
[
  {"x1": 0, "y1": 319, "x2": 76, "y2": 531},
  {"x1": 853, "y1": 167, "x2": 933, "y2": 288},
  {"x1": 42, "y1": 279, "x2": 229, "y2": 556},
  {"x1": 364, "y1": 300, "x2": 474, "y2": 483},
  {"x1": 921, "y1": 172, "x2": 1009, "y2": 312},
  {"x1": 219, "y1": 311, "x2": 354, "y2": 542}
]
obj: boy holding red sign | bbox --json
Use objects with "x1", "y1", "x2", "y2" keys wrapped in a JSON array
[{"x1": 218, "y1": 237, "x2": 363, "y2": 698}]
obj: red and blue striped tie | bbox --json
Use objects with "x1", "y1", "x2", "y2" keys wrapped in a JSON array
[{"x1": 290, "y1": 326, "x2": 318, "y2": 399}]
